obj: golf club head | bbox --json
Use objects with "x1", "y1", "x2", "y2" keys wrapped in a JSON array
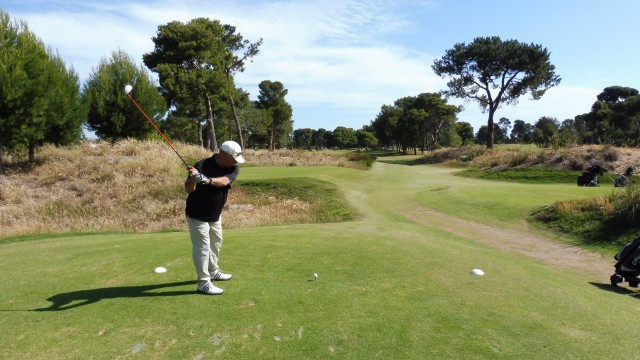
[{"x1": 124, "y1": 84, "x2": 133, "y2": 95}]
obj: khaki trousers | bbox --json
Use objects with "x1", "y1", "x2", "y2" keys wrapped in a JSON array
[{"x1": 187, "y1": 216, "x2": 223, "y2": 283}]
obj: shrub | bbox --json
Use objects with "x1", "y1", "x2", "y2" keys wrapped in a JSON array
[
  {"x1": 609, "y1": 182, "x2": 640, "y2": 227},
  {"x1": 603, "y1": 145, "x2": 619, "y2": 162}
]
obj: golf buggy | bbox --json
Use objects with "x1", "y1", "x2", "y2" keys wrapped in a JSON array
[
  {"x1": 614, "y1": 166, "x2": 636, "y2": 187},
  {"x1": 577, "y1": 164, "x2": 607, "y2": 187},
  {"x1": 611, "y1": 236, "x2": 640, "y2": 287}
]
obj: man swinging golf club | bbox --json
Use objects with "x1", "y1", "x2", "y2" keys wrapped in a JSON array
[{"x1": 185, "y1": 141, "x2": 245, "y2": 295}]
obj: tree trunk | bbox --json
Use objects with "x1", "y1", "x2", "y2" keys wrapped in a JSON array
[
  {"x1": 196, "y1": 119, "x2": 203, "y2": 148},
  {"x1": 28, "y1": 142, "x2": 35, "y2": 163},
  {"x1": 269, "y1": 126, "x2": 275, "y2": 152},
  {"x1": 205, "y1": 93, "x2": 217, "y2": 151},
  {"x1": 229, "y1": 95, "x2": 244, "y2": 149},
  {"x1": 487, "y1": 110, "x2": 495, "y2": 149},
  {"x1": 0, "y1": 137, "x2": 4, "y2": 175},
  {"x1": 226, "y1": 72, "x2": 245, "y2": 150},
  {"x1": 432, "y1": 120, "x2": 445, "y2": 149}
]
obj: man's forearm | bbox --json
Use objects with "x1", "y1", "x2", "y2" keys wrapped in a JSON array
[
  {"x1": 185, "y1": 176, "x2": 197, "y2": 193},
  {"x1": 209, "y1": 176, "x2": 230, "y2": 187}
]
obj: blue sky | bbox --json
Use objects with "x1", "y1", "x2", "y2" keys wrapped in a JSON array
[{"x1": 3, "y1": 0, "x2": 640, "y2": 133}]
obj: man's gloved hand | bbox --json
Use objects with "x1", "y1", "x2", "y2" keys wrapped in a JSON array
[{"x1": 195, "y1": 173, "x2": 210, "y2": 185}]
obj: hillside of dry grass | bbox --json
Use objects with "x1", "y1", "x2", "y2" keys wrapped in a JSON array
[
  {"x1": 0, "y1": 140, "x2": 364, "y2": 239},
  {"x1": 421, "y1": 144, "x2": 640, "y2": 174}
]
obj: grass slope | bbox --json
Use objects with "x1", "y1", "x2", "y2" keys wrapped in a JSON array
[{"x1": 1, "y1": 159, "x2": 637, "y2": 359}]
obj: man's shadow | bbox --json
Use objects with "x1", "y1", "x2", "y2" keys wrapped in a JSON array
[
  {"x1": 589, "y1": 281, "x2": 640, "y2": 298},
  {"x1": 29, "y1": 280, "x2": 198, "y2": 311}
]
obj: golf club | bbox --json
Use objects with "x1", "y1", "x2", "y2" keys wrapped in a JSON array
[{"x1": 124, "y1": 84, "x2": 190, "y2": 169}]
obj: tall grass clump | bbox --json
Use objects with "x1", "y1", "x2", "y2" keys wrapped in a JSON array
[
  {"x1": 493, "y1": 143, "x2": 542, "y2": 153},
  {"x1": 602, "y1": 144, "x2": 619, "y2": 162},
  {"x1": 507, "y1": 152, "x2": 533, "y2": 167},
  {"x1": 471, "y1": 144, "x2": 546, "y2": 168},
  {"x1": 415, "y1": 145, "x2": 486, "y2": 165},
  {"x1": 530, "y1": 196, "x2": 618, "y2": 246},
  {"x1": 608, "y1": 181, "x2": 640, "y2": 227},
  {"x1": 347, "y1": 151, "x2": 376, "y2": 168}
]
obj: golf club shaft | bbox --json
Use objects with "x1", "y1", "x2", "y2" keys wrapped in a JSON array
[{"x1": 126, "y1": 94, "x2": 191, "y2": 169}]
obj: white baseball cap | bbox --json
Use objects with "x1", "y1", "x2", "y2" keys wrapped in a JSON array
[{"x1": 220, "y1": 141, "x2": 245, "y2": 163}]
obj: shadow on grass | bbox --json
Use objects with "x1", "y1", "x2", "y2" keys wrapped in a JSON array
[
  {"x1": 376, "y1": 156, "x2": 442, "y2": 166},
  {"x1": 376, "y1": 154, "x2": 468, "y2": 167},
  {"x1": 28, "y1": 280, "x2": 199, "y2": 311},
  {"x1": 367, "y1": 150, "x2": 403, "y2": 158},
  {"x1": 377, "y1": 158, "x2": 424, "y2": 166},
  {"x1": 589, "y1": 281, "x2": 640, "y2": 298}
]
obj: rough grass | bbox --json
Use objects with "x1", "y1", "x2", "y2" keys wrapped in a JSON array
[
  {"x1": 241, "y1": 148, "x2": 374, "y2": 169},
  {"x1": 531, "y1": 181, "x2": 640, "y2": 248},
  {"x1": 417, "y1": 144, "x2": 633, "y2": 174},
  {"x1": 0, "y1": 140, "x2": 361, "y2": 239}
]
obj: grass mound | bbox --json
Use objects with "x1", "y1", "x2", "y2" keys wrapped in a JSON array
[
  {"x1": 236, "y1": 178, "x2": 355, "y2": 224},
  {"x1": 532, "y1": 181, "x2": 640, "y2": 248},
  {"x1": 457, "y1": 167, "x2": 582, "y2": 184}
]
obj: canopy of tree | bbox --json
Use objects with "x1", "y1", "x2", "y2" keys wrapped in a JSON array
[
  {"x1": 253, "y1": 80, "x2": 293, "y2": 151},
  {"x1": 370, "y1": 92, "x2": 461, "y2": 153},
  {"x1": 432, "y1": 36, "x2": 561, "y2": 149},
  {"x1": 83, "y1": 50, "x2": 166, "y2": 143},
  {"x1": 0, "y1": 10, "x2": 85, "y2": 172},
  {"x1": 143, "y1": 18, "x2": 262, "y2": 151}
]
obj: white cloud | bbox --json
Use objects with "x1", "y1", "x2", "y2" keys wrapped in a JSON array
[
  {"x1": 238, "y1": 45, "x2": 443, "y2": 109},
  {"x1": 6, "y1": 0, "x2": 598, "y2": 131}
]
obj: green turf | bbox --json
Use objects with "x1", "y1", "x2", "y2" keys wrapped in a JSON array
[
  {"x1": 236, "y1": 177, "x2": 356, "y2": 223},
  {"x1": 1, "y1": 159, "x2": 638, "y2": 359},
  {"x1": 457, "y1": 166, "x2": 618, "y2": 185}
]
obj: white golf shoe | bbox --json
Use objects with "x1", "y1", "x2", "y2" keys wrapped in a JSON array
[
  {"x1": 197, "y1": 281, "x2": 223, "y2": 295},
  {"x1": 211, "y1": 270, "x2": 233, "y2": 281}
]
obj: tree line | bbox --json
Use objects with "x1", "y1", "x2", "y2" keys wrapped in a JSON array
[
  {"x1": 472, "y1": 86, "x2": 640, "y2": 148},
  {"x1": 289, "y1": 84, "x2": 640, "y2": 152}
]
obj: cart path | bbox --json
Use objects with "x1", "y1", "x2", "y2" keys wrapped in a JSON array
[{"x1": 404, "y1": 205, "x2": 614, "y2": 279}]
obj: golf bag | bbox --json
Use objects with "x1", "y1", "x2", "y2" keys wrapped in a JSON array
[
  {"x1": 610, "y1": 236, "x2": 640, "y2": 287},
  {"x1": 577, "y1": 164, "x2": 607, "y2": 187},
  {"x1": 614, "y1": 166, "x2": 636, "y2": 187}
]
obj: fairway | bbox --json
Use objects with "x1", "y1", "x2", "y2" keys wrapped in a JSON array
[{"x1": 1, "y1": 157, "x2": 637, "y2": 359}]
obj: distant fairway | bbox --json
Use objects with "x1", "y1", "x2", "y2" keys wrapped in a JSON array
[{"x1": 1, "y1": 156, "x2": 637, "y2": 359}]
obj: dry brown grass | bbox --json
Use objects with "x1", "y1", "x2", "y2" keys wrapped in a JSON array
[
  {"x1": 441, "y1": 144, "x2": 640, "y2": 174},
  {"x1": 557, "y1": 196, "x2": 613, "y2": 214},
  {"x1": 246, "y1": 148, "x2": 359, "y2": 168},
  {"x1": 0, "y1": 140, "x2": 360, "y2": 238}
]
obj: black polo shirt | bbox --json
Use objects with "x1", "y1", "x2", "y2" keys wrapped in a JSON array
[{"x1": 185, "y1": 155, "x2": 239, "y2": 222}]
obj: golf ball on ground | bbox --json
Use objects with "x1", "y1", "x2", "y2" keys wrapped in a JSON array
[
  {"x1": 124, "y1": 85, "x2": 133, "y2": 94},
  {"x1": 313, "y1": 273, "x2": 318, "y2": 281},
  {"x1": 470, "y1": 269, "x2": 484, "y2": 276},
  {"x1": 153, "y1": 266, "x2": 167, "y2": 273}
]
